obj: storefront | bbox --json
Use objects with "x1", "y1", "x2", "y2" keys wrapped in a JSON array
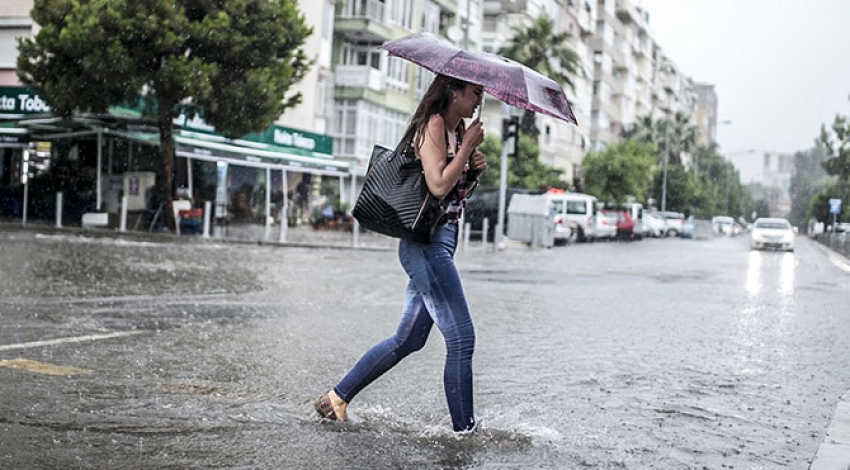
[
  {"x1": 8, "y1": 96, "x2": 352, "y2": 236},
  {"x1": 0, "y1": 86, "x2": 52, "y2": 219}
]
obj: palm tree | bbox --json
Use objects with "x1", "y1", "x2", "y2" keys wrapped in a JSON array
[
  {"x1": 499, "y1": 15, "x2": 580, "y2": 137},
  {"x1": 669, "y1": 112, "x2": 698, "y2": 162},
  {"x1": 622, "y1": 114, "x2": 663, "y2": 145}
]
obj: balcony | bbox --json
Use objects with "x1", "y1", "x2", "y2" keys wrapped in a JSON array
[
  {"x1": 616, "y1": 0, "x2": 634, "y2": 22},
  {"x1": 334, "y1": 65, "x2": 385, "y2": 92},
  {"x1": 335, "y1": 0, "x2": 396, "y2": 42}
]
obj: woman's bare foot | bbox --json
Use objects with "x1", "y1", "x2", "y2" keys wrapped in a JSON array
[
  {"x1": 315, "y1": 390, "x2": 348, "y2": 421},
  {"x1": 327, "y1": 390, "x2": 348, "y2": 421}
]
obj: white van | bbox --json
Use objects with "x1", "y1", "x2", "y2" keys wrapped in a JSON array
[{"x1": 545, "y1": 192, "x2": 599, "y2": 242}]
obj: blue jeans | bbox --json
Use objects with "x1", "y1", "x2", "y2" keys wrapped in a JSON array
[{"x1": 334, "y1": 224, "x2": 476, "y2": 432}]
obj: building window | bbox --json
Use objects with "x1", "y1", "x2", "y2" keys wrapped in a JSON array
[
  {"x1": 342, "y1": 44, "x2": 382, "y2": 69},
  {"x1": 386, "y1": 56, "x2": 410, "y2": 93},
  {"x1": 390, "y1": 0, "x2": 414, "y2": 29},
  {"x1": 421, "y1": 0, "x2": 440, "y2": 34}
]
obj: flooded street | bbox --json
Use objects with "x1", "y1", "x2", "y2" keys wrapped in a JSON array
[{"x1": 1, "y1": 230, "x2": 850, "y2": 468}]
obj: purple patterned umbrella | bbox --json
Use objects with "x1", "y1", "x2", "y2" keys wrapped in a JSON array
[{"x1": 381, "y1": 32, "x2": 577, "y2": 125}]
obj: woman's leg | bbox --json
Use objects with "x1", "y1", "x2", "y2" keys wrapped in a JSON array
[
  {"x1": 333, "y1": 280, "x2": 434, "y2": 404},
  {"x1": 401, "y1": 225, "x2": 476, "y2": 432}
]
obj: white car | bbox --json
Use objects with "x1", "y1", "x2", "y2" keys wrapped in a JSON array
[
  {"x1": 750, "y1": 218, "x2": 795, "y2": 251},
  {"x1": 651, "y1": 211, "x2": 685, "y2": 237},
  {"x1": 595, "y1": 210, "x2": 618, "y2": 239},
  {"x1": 642, "y1": 212, "x2": 666, "y2": 237},
  {"x1": 711, "y1": 216, "x2": 735, "y2": 235}
]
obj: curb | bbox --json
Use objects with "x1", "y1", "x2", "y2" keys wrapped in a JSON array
[
  {"x1": 809, "y1": 239, "x2": 850, "y2": 469},
  {"x1": 0, "y1": 221, "x2": 395, "y2": 252},
  {"x1": 810, "y1": 391, "x2": 850, "y2": 470}
]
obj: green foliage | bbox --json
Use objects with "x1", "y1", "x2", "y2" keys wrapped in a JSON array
[
  {"x1": 620, "y1": 116, "x2": 748, "y2": 217},
  {"x1": 18, "y1": 0, "x2": 312, "y2": 230},
  {"x1": 818, "y1": 111, "x2": 850, "y2": 182},
  {"x1": 18, "y1": 0, "x2": 311, "y2": 135},
  {"x1": 809, "y1": 182, "x2": 850, "y2": 224},
  {"x1": 689, "y1": 145, "x2": 750, "y2": 218},
  {"x1": 582, "y1": 140, "x2": 655, "y2": 204},
  {"x1": 476, "y1": 135, "x2": 566, "y2": 191},
  {"x1": 623, "y1": 113, "x2": 697, "y2": 166},
  {"x1": 651, "y1": 164, "x2": 693, "y2": 213}
]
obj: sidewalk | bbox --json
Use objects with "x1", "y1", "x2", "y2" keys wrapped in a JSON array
[
  {"x1": 809, "y1": 241, "x2": 850, "y2": 470},
  {"x1": 0, "y1": 218, "x2": 399, "y2": 251}
]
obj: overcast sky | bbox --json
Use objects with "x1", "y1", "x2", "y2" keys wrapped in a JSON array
[{"x1": 638, "y1": 0, "x2": 850, "y2": 164}]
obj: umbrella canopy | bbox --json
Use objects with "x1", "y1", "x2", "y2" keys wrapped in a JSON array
[{"x1": 381, "y1": 32, "x2": 577, "y2": 125}]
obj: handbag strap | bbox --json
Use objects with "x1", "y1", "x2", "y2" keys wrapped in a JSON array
[{"x1": 390, "y1": 124, "x2": 418, "y2": 160}]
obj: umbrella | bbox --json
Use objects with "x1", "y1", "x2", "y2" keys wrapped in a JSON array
[{"x1": 381, "y1": 32, "x2": 577, "y2": 125}]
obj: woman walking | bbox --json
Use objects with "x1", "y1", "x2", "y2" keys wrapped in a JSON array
[{"x1": 315, "y1": 74, "x2": 487, "y2": 433}]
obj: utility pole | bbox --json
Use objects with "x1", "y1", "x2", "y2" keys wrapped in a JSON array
[{"x1": 661, "y1": 121, "x2": 669, "y2": 212}]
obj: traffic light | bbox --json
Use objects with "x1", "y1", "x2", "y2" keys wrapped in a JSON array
[
  {"x1": 501, "y1": 116, "x2": 518, "y2": 141},
  {"x1": 501, "y1": 116, "x2": 519, "y2": 157}
]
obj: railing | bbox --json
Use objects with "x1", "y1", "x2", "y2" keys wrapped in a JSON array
[
  {"x1": 338, "y1": 0, "x2": 386, "y2": 22},
  {"x1": 334, "y1": 65, "x2": 385, "y2": 91},
  {"x1": 816, "y1": 233, "x2": 850, "y2": 259}
]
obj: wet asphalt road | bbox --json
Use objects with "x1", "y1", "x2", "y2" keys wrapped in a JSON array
[{"x1": 1, "y1": 230, "x2": 850, "y2": 469}]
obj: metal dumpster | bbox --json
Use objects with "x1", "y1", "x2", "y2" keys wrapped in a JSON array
[{"x1": 506, "y1": 194, "x2": 555, "y2": 248}]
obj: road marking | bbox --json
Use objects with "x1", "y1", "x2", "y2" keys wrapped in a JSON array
[
  {"x1": 0, "y1": 330, "x2": 146, "y2": 352},
  {"x1": 0, "y1": 358, "x2": 89, "y2": 376},
  {"x1": 828, "y1": 251, "x2": 850, "y2": 273}
]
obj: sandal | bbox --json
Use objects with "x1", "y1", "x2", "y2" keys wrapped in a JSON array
[{"x1": 314, "y1": 392, "x2": 338, "y2": 421}]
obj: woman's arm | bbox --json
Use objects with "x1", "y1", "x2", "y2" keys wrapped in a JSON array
[{"x1": 417, "y1": 114, "x2": 471, "y2": 199}]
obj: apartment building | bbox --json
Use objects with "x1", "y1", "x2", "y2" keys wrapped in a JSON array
[
  {"x1": 589, "y1": 0, "x2": 700, "y2": 152},
  {"x1": 331, "y1": 0, "x2": 483, "y2": 172},
  {"x1": 0, "y1": 0, "x2": 33, "y2": 87},
  {"x1": 692, "y1": 82, "x2": 719, "y2": 146}
]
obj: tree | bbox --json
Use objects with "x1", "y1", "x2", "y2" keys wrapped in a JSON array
[
  {"x1": 582, "y1": 141, "x2": 655, "y2": 204},
  {"x1": 17, "y1": 0, "x2": 311, "y2": 231},
  {"x1": 819, "y1": 108, "x2": 850, "y2": 182},
  {"x1": 622, "y1": 114, "x2": 663, "y2": 145},
  {"x1": 499, "y1": 15, "x2": 579, "y2": 137},
  {"x1": 476, "y1": 135, "x2": 566, "y2": 191},
  {"x1": 651, "y1": 164, "x2": 693, "y2": 213}
]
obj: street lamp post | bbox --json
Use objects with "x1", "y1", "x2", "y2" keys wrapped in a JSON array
[{"x1": 661, "y1": 121, "x2": 669, "y2": 212}]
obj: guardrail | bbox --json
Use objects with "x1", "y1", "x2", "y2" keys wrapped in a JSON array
[{"x1": 815, "y1": 233, "x2": 850, "y2": 258}]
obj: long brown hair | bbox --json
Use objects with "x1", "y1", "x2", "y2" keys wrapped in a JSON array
[{"x1": 410, "y1": 74, "x2": 469, "y2": 151}]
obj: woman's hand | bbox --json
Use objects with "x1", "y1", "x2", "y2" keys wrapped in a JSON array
[{"x1": 469, "y1": 150, "x2": 487, "y2": 173}]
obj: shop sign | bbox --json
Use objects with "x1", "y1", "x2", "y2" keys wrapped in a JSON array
[
  {"x1": 174, "y1": 108, "x2": 333, "y2": 158},
  {"x1": 0, "y1": 87, "x2": 51, "y2": 115}
]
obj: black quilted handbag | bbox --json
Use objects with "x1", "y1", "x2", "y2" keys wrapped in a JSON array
[{"x1": 352, "y1": 126, "x2": 447, "y2": 243}]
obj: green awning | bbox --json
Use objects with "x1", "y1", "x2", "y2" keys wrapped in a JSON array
[{"x1": 175, "y1": 131, "x2": 349, "y2": 176}]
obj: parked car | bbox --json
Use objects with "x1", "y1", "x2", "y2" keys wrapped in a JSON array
[
  {"x1": 545, "y1": 191, "x2": 599, "y2": 242},
  {"x1": 652, "y1": 211, "x2": 685, "y2": 237},
  {"x1": 642, "y1": 212, "x2": 666, "y2": 237},
  {"x1": 750, "y1": 217, "x2": 795, "y2": 251},
  {"x1": 595, "y1": 209, "x2": 618, "y2": 240},
  {"x1": 465, "y1": 188, "x2": 534, "y2": 240},
  {"x1": 711, "y1": 216, "x2": 735, "y2": 235}
]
